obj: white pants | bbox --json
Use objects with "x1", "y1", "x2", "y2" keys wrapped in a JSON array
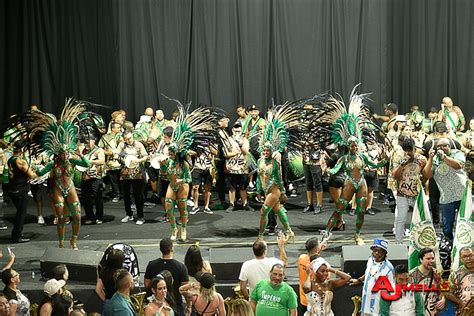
[{"x1": 394, "y1": 196, "x2": 415, "y2": 244}]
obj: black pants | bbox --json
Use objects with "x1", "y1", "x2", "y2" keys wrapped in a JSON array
[
  {"x1": 107, "y1": 169, "x2": 121, "y2": 197},
  {"x1": 428, "y1": 178, "x2": 440, "y2": 224},
  {"x1": 8, "y1": 190, "x2": 28, "y2": 241},
  {"x1": 122, "y1": 179, "x2": 145, "y2": 218},
  {"x1": 81, "y1": 178, "x2": 104, "y2": 221},
  {"x1": 216, "y1": 160, "x2": 227, "y2": 204}
]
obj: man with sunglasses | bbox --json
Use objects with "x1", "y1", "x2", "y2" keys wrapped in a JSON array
[{"x1": 422, "y1": 138, "x2": 466, "y2": 240}]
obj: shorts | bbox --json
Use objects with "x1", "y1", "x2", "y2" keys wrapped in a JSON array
[
  {"x1": 158, "y1": 178, "x2": 170, "y2": 199},
  {"x1": 225, "y1": 173, "x2": 248, "y2": 191},
  {"x1": 364, "y1": 170, "x2": 379, "y2": 189},
  {"x1": 31, "y1": 182, "x2": 47, "y2": 202},
  {"x1": 147, "y1": 165, "x2": 159, "y2": 182},
  {"x1": 191, "y1": 169, "x2": 212, "y2": 187},
  {"x1": 303, "y1": 164, "x2": 322, "y2": 192},
  {"x1": 328, "y1": 174, "x2": 345, "y2": 189}
]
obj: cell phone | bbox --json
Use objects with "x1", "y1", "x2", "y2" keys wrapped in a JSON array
[{"x1": 7, "y1": 247, "x2": 12, "y2": 255}]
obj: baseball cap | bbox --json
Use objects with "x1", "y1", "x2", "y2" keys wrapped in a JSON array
[
  {"x1": 395, "y1": 115, "x2": 407, "y2": 122},
  {"x1": 195, "y1": 271, "x2": 215, "y2": 289},
  {"x1": 370, "y1": 238, "x2": 388, "y2": 252},
  {"x1": 384, "y1": 103, "x2": 398, "y2": 112},
  {"x1": 247, "y1": 104, "x2": 259, "y2": 112},
  {"x1": 44, "y1": 279, "x2": 66, "y2": 296}
]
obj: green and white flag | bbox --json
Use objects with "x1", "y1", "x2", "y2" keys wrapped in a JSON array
[
  {"x1": 451, "y1": 180, "x2": 474, "y2": 271},
  {"x1": 408, "y1": 183, "x2": 442, "y2": 272}
]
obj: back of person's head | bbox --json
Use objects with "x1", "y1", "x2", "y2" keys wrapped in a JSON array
[
  {"x1": 114, "y1": 269, "x2": 132, "y2": 291},
  {"x1": 305, "y1": 237, "x2": 319, "y2": 252},
  {"x1": 163, "y1": 126, "x2": 174, "y2": 138},
  {"x1": 231, "y1": 298, "x2": 254, "y2": 316},
  {"x1": 401, "y1": 137, "x2": 415, "y2": 152},
  {"x1": 51, "y1": 295, "x2": 73, "y2": 316},
  {"x1": 252, "y1": 240, "x2": 267, "y2": 257},
  {"x1": 1, "y1": 269, "x2": 13, "y2": 285},
  {"x1": 184, "y1": 245, "x2": 204, "y2": 277},
  {"x1": 196, "y1": 272, "x2": 216, "y2": 302},
  {"x1": 52, "y1": 264, "x2": 68, "y2": 281},
  {"x1": 105, "y1": 249, "x2": 125, "y2": 270},
  {"x1": 160, "y1": 238, "x2": 173, "y2": 255},
  {"x1": 395, "y1": 264, "x2": 408, "y2": 276}
]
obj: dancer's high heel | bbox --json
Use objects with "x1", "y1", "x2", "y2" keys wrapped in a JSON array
[
  {"x1": 180, "y1": 227, "x2": 187, "y2": 242},
  {"x1": 354, "y1": 233, "x2": 365, "y2": 245},
  {"x1": 171, "y1": 228, "x2": 178, "y2": 241},
  {"x1": 285, "y1": 229, "x2": 295, "y2": 243},
  {"x1": 70, "y1": 236, "x2": 78, "y2": 250}
]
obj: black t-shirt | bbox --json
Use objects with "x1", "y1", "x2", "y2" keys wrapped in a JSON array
[
  {"x1": 99, "y1": 267, "x2": 119, "y2": 300},
  {"x1": 144, "y1": 258, "x2": 189, "y2": 304},
  {"x1": 422, "y1": 137, "x2": 461, "y2": 157}
]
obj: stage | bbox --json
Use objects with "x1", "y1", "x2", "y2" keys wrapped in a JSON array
[{"x1": 0, "y1": 188, "x2": 416, "y2": 313}]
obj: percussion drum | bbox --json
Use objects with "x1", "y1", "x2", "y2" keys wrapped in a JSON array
[
  {"x1": 149, "y1": 154, "x2": 167, "y2": 169},
  {"x1": 288, "y1": 152, "x2": 304, "y2": 182},
  {"x1": 124, "y1": 155, "x2": 139, "y2": 169}
]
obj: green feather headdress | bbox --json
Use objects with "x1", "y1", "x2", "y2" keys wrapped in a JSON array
[
  {"x1": 314, "y1": 85, "x2": 372, "y2": 147},
  {"x1": 166, "y1": 97, "x2": 221, "y2": 158},
  {"x1": 259, "y1": 98, "x2": 313, "y2": 154}
]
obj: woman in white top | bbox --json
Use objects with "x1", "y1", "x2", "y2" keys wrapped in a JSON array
[{"x1": 303, "y1": 258, "x2": 351, "y2": 316}]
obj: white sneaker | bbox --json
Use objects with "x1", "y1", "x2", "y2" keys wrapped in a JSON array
[
  {"x1": 96, "y1": 219, "x2": 103, "y2": 224},
  {"x1": 203, "y1": 207, "x2": 214, "y2": 215},
  {"x1": 121, "y1": 215, "x2": 134, "y2": 223},
  {"x1": 131, "y1": 204, "x2": 137, "y2": 211},
  {"x1": 38, "y1": 216, "x2": 45, "y2": 225},
  {"x1": 189, "y1": 207, "x2": 200, "y2": 215},
  {"x1": 136, "y1": 218, "x2": 145, "y2": 225},
  {"x1": 112, "y1": 197, "x2": 119, "y2": 203},
  {"x1": 187, "y1": 200, "x2": 194, "y2": 207}
]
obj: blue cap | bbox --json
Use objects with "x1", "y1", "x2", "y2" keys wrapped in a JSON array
[{"x1": 370, "y1": 238, "x2": 388, "y2": 252}]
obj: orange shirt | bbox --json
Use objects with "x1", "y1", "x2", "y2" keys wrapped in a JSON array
[{"x1": 297, "y1": 254, "x2": 313, "y2": 306}]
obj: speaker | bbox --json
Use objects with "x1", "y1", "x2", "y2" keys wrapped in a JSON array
[
  {"x1": 341, "y1": 244, "x2": 408, "y2": 277},
  {"x1": 40, "y1": 247, "x2": 103, "y2": 282}
]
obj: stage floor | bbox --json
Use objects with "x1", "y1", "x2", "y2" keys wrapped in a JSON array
[{"x1": 0, "y1": 188, "x2": 410, "y2": 287}]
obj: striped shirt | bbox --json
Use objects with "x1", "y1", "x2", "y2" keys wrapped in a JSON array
[{"x1": 361, "y1": 256, "x2": 395, "y2": 315}]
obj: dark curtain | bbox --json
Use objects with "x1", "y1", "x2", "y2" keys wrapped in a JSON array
[{"x1": 1, "y1": 0, "x2": 474, "y2": 123}]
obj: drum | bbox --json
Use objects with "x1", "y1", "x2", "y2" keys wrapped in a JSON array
[
  {"x1": 149, "y1": 154, "x2": 167, "y2": 169},
  {"x1": 124, "y1": 155, "x2": 139, "y2": 169},
  {"x1": 29, "y1": 173, "x2": 50, "y2": 185},
  {"x1": 288, "y1": 152, "x2": 304, "y2": 182}
]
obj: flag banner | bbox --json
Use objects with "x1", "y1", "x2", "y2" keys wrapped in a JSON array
[
  {"x1": 451, "y1": 180, "x2": 473, "y2": 271},
  {"x1": 408, "y1": 183, "x2": 442, "y2": 272}
]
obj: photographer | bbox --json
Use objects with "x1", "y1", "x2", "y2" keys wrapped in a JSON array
[{"x1": 422, "y1": 138, "x2": 466, "y2": 240}]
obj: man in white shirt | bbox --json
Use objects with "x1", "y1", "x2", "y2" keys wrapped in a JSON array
[{"x1": 239, "y1": 235, "x2": 287, "y2": 300}]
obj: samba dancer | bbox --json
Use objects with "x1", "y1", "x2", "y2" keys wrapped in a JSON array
[
  {"x1": 256, "y1": 101, "x2": 310, "y2": 241},
  {"x1": 161, "y1": 101, "x2": 221, "y2": 242},
  {"x1": 7, "y1": 99, "x2": 95, "y2": 249},
  {"x1": 316, "y1": 88, "x2": 385, "y2": 245}
]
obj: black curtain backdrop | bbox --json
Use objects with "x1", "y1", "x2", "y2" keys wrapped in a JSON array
[{"x1": 1, "y1": 0, "x2": 473, "y2": 123}]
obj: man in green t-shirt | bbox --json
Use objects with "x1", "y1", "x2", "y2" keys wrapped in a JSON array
[{"x1": 250, "y1": 263, "x2": 298, "y2": 316}]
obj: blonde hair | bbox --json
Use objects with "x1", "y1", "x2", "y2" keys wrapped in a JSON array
[
  {"x1": 200, "y1": 285, "x2": 216, "y2": 303},
  {"x1": 231, "y1": 298, "x2": 254, "y2": 316}
]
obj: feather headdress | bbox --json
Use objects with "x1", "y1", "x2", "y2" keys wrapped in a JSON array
[
  {"x1": 166, "y1": 98, "x2": 222, "y2": 158},
  {"x1": 259, "y1": 97, "x2": 315, "y2": 154},
  {"x1": 3, "y1": 98, "x2": 104, "y2": 157},
  {"x1": 310, "y1": 85, "x2": 376, "y2": 148}
]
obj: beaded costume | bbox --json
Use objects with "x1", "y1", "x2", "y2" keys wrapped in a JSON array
[{"x1": 161, "y1": 98, "x2": 221, "y2": 242}]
